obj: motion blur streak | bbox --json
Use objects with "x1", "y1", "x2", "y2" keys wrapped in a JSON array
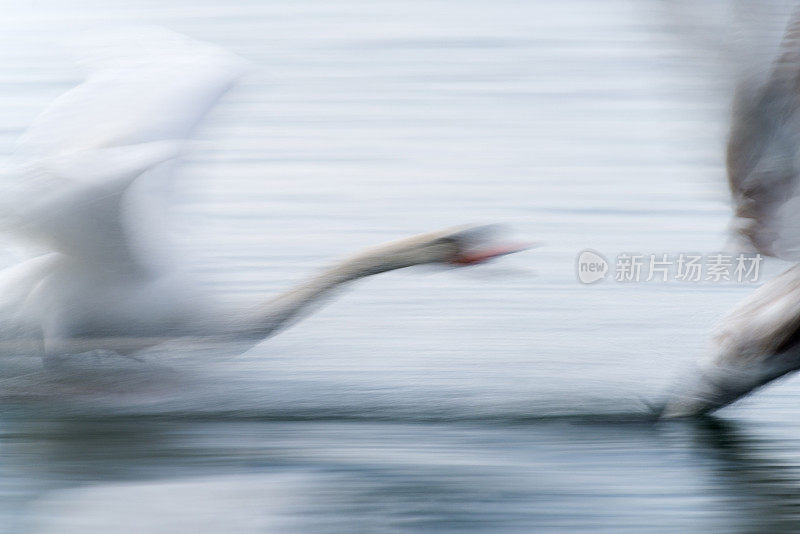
[
  {"x1": 660, "y1": 5, "x2": 800, "y2": 417},
  {"x1": 1, "y1": 1, "x2": 800, "y2": 533},
  {"x1": 0, "y1": 25, "x2": 521, "y2": 366}
]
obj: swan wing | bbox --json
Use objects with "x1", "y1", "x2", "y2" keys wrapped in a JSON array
[
  {"x1": 726, "y1": 10, "x2": 800, "y2": 259},
  {"x1": 2, "y1": 27, "x2": 245, "y2": 275},
  {"x1": 714, "y1": 265, "x2": 800, "y2": 360}
]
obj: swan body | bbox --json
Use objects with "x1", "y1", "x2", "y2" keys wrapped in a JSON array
[{"x1": 0, "y1": 29, "x2": 522, "y2": 365}]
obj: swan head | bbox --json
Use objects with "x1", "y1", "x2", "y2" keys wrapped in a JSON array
[
  {"x1": 379, "y1": 225, "x2": 528, "y2": 269},
  {"x1": 657, "y1": 361, "x2": 760, "y2": 418},
  {"x1": 443, "y1": 225, "x2": 530, "y2": 266},
  {"x1": 657, "y1": 350, "x2": 800, "y2": 418}
]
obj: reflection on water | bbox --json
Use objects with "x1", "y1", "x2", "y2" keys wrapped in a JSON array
[
  {"x1": 3, "y1": 0, "x2": 800, "y2": 531},
  {"x1": 5, "y1": 414, "x2": 800, "y2": 532},
  {"x1": 687, "y1": 418, "x2": 800, "y2": 534}
]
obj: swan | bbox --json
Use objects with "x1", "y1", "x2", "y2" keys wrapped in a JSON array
[
  {"x1": 0, "y1": 28, "x2": 524, "y2": 367},
  {"x1": 661, "y1": 9, "x2": 800, "y2": 417}
]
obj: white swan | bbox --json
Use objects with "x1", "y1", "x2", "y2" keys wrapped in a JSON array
[
  {"x1": 0, "y1": 29, "x2": 523, "y2": 366},
  {"x1": 661, "y1": 10, "x2": 800, "y2": 417}
]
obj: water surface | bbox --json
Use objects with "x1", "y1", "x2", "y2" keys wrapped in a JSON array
[{"x1": 2, "y1": 1, "x2": 800, "y2": 532}]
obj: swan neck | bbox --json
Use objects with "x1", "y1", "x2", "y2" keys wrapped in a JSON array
[{"x1": 244, "y1": 242, "x2": 426, "y2": 338}]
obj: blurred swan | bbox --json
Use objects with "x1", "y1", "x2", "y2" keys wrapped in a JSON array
[
  {"x1": 0, "y1": 28, "x2": 523, "y2": 366},
  {"x1": 662, "y1": 9, "x2": 800, "y2": 417}
]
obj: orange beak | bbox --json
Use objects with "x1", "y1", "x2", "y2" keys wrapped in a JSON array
[{"x1": 451, "y1": 242, "x2": 531, "y2": 265}]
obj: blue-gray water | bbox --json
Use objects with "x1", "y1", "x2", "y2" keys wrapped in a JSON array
[{"x1": 2, "y1": 1, "x2": 800, "y2": 532}]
